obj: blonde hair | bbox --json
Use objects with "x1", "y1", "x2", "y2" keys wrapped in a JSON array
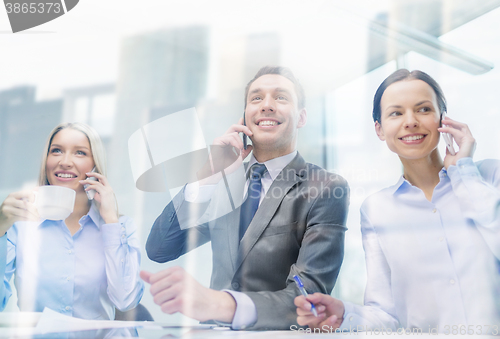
[{"x1": 39, "y1": 122, "x2": 107, "y2": 186}]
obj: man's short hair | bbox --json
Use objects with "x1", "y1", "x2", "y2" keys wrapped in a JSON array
[{"x1": 244, "y1": 66, "x2": 306, "y2": 109}]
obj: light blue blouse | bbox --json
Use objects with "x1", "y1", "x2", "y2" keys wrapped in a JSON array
[
  {"x1": 0, "y1": 202, "x2": 144, "y2": 320},
  {"x1": 341, "y1": 158, "x2": 500, "y2": 332}
]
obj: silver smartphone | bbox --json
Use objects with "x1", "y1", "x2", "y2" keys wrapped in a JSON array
[
  {"x1": 84, "y1": 167, "x2": 97, "y2": 200},
  {"x1": 441, "y1": 113, "x2": 456, "y2": 155}
]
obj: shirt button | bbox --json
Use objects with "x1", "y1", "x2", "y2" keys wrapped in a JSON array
[
  {"x1": 65, "y1": 306, "x2": 71, "y2": 311},
  {"x1": 121, "y1": 234, "x2": 125, "y2": 239},
  {"x1": 439, "y1": 237, "x2": 444, "y2": 242},
  {"x1": 450, "y1": 279, "x2": 455, "y2": 285},
  {"x1": 459, "y1": 165, "x2": 464, "y2": 169},
  {"x1": 121, "y1": 227, "x2": 125, "y2": 232},
  {"x1": 232, "y1": 282, "x2": 240, "y2": 289},
  {"x1": 67, "y1": 277, "x2": 71, "y2": 281},
  {"x1": 349, "y1": 316, "x2": 353, "y2": 321},
  {"x1": 432, "y1": 208, "x2": 437, "y2": 213},
  {"x1": 68, "y1": 249, "x2": 72, "y2": 254}
]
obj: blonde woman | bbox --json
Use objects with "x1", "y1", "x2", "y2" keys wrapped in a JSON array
[{"x1": 0, "y1": 122, "x2": 144, "y2": 320}]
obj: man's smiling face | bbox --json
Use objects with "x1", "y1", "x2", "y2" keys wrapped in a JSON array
[{"x1": 244, "y1": 74, "x2": 306, "y2": 160}]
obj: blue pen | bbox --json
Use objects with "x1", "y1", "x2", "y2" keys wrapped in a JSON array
[{"x1": 293, "y1": 275, "x2": 318, "y2": 317}]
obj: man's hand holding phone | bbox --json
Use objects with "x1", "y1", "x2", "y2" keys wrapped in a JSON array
[
  {"x1": 196, "y1": 118, "x2": 253, "y2": 184},
  {"x1": 213, "y1": 117, "x2": 253, "y2": 160}
]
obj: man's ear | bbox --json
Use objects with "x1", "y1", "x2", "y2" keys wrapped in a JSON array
[
  {"x1": 375, "y1": 121, "x2": 385, "y2": 141},
  {"x1": 297, "y1": 108, "x2": 307, "y2": 128}
]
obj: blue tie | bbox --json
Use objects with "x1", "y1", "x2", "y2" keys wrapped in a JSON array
[{"x1": 239, "y1": 164, "x2": 267, "y2": 241}]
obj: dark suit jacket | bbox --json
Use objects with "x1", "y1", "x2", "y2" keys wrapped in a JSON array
[{"x1": 146, "y1": 153, "x2": 349, "y2": 330}]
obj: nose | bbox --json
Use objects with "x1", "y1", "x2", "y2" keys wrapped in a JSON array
[
  {"x1": 260, "y1": 94, "x2": 275, "y2": 113},
  {"x1": 404, "y1": 111, "x2": 419, "y2": 129},
  {"x1": 59, "y1": 153, "x2": 73, "y2": 168}
]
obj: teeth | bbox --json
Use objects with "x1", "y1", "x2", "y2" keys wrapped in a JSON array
[
  {"x1": 259, "y1": 120, "x2": 278, "y2": 126},
  {"x1": 57, "y1": 173, "x2": 76, "y2": 178},
  {"x1": 402, "y1": 135, "x2": 424, "y2": 141}
]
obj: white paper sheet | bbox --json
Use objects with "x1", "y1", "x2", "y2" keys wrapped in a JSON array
[{"x1": 35, "y1": 308, "x2": 162, "y2": 334}]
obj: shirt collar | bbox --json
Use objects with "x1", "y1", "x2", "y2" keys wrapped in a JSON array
[
  {"x1": 246, "y1": 151, "x2": 297, "y2": 181},
  {"x1": 389, "y1": 175, "x2": 408, "y2": 195},
  {"x1": 35, "y1": 201, "x2": 101, "y2": 229},
  {"x1": 439, "y1": 167, "x2": 448, "y2": 179},
  {"x1": 391, "y1": 166, "x2": 448, "y2": 195},
  {"x1": 85, "y1": 201, "x2": 103, "y2": 229}
]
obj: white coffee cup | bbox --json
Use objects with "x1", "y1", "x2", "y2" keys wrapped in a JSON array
[{"x1": 35, "y1": 186, "x2": 76, "y2": 220}]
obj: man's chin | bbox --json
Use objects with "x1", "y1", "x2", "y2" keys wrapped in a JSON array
[{"x1": 252, "y1": 136, "x2": 280, "y2": 149}]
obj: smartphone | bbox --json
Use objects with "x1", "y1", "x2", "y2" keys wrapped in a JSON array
[
  {"x1": 84, "y1": 167, "x2": 97, "y2": 200},
  {"x1": 441, "y1": 113, "x2": 456, "y2": 155},
  {"x1": 243, "y1": 111, "x2": 247, "y2": 150}
]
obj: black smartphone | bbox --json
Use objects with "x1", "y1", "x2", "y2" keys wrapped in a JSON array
[{"x1": 243, "y1": 111, "x2": 247, "y2": 150}]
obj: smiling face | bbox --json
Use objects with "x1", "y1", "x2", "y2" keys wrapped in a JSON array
[
  {"x1": 46, "y1": 128, "x2": 95, "y2": 192},
  {"x1": 245, "y1": 74, "x2": 307, "y2": 160},
  {"x1": 375, "y1": 79, "x2": 441, "y2": 160}
]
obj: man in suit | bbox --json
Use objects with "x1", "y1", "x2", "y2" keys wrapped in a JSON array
[{"x1": 141, "y1": 66, "x2": 349, "y2": 330}]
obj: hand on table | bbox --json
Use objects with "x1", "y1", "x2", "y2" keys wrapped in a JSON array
[
  {"x1": 140, "y1": 267, "x2": 236, "y2": 323},
  {"x1": 295, "y1": 293, "x2": 344, "y2": 330}
]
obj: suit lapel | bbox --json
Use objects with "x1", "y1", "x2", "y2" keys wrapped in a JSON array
[
  {"x1": 226, "y1": 205, "x2": 241, "y2": 271},
  {"x1": 224, "y1": 162, "x2": 250, "y2": 272},
  {"x1": 235, "y1": 153, "x2": 307, "y2": 273}
]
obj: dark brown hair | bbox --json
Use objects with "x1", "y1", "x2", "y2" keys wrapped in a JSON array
[{"x1": 373, "y1": 69, "x2": 447, "y2": 123}]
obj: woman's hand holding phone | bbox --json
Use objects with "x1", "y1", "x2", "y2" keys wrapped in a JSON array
[
  {"x1": 79, "y1": 173, "x2": 119, "y2": 224},
  {"x1": 438, "y1": 116, "x2": 476, "y2": 169}
]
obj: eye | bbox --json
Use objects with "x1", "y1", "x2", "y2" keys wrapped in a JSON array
[
  {"x1": 251, "y1": 96, "x2": 262, "y2": 101},
  {"x1": 50, "y1": 148, "x2": 62, "y2": 154},
  {"x1": 388, "y1": 111, "x2": 402, "y2": 117},
  {"x1": 418, "y1": 107, "x2": 431, "y2": 113},
  {"x1": 276, "y1": 95, "x2": 287, "y2": 101},
  {"x1": 76, "y1": 150, "x2": 87, "y2": 156}
]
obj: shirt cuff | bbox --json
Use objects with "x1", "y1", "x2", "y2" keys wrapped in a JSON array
[
  {"x1": 184, "y1": 182, "x2": 217, "y2": 203},
  {"x1": 447, "y1": 157, "x2": 478, "y2": 179},
  {"x1": 0, "y1": 233, "x2": 7, "y2": 257},
  {"x1": 222, "y1": 290, "x2": 257, "y2": 330},
  {"x1": 0, "y1": 233, "x2": 8, "y2": 283},
  {"x1": 339, "y1": 301, "x2": 365, "y2": 332},
  {"x1": 100, "y1": 222, "x2": 128, "y2": 246}
]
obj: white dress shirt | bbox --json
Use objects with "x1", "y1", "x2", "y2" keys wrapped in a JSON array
[
  {"x1": 341, "y1": 158, "x2": 500, "y2": 333},
  {"x1": 185, "y1": 151, "x2": 297, "y2": 329}
]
